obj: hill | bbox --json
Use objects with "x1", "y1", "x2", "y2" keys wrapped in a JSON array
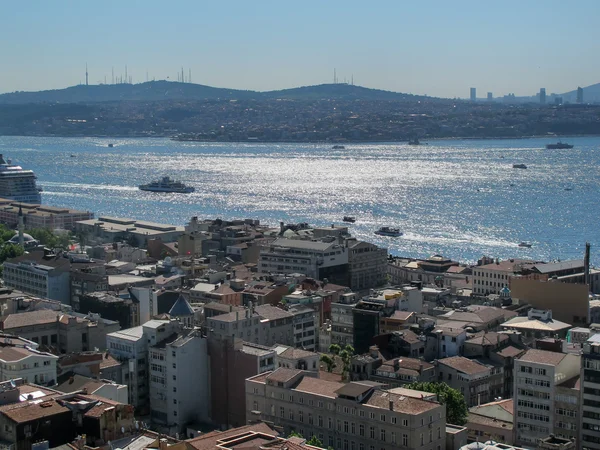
[
  {"x1": 560, "y1": 83, "x2": 600, "y2": 103},
  {"x1": 0, "y1": 81, "x2": 432, "y2": 104}
]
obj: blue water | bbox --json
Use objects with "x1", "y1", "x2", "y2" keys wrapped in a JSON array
[{"x1": 0, "y1": 136, "x2": 598, "y2": 265}]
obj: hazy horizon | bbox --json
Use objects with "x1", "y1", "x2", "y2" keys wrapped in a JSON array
[{"x1": 1, "y1": 0, "x2": 599, "y2": 98}]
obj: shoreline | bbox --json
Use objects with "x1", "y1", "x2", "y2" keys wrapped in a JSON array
[{"x1": 0, "y1": 133, "x2": 598, "y2": 144}]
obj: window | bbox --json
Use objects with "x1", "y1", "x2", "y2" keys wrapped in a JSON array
[
  {"x1": 359, "y1": 424, "x2": 365, "y2": 437},
  {"x1": 173, "y1": 399, "x2": 177, "y2": 404},
  {"x1": 351, "y1": 422, "x2": 355, "y2": 434},
  {"x1": 309, "y1": 414, "x2": 313, "y2": 425},
  {"x1": 391, "y1": 417, "x2": 396, "y2": 424},
  {"x1": 253, "y1": 401, "x2": 258, "y2": 410},
  {"x1": 344, "y1": 421, "x2": 348, "y2": 433},
  {"x1": 402, "y1": 419, "x2": 408, "y2": 427},
  {"x1": 289, "y1": 410, "x2": 294, "y2": 420},
  {"x1": 172, "y1": 375, "x2": 176, "y2": 381},
  {"x1": 380, "y1": 429, "x2": 386, "y2": 442},
  {"x1": 370, "y1": 426, "x2": 375, "y2": 439},
  {"x1": 173, "y1": 387, "x2": 177, "y2": 392},
  {"x1": 369, "y1": 412, "x2": 375, "y2": 419},
  {"x1": 391, "y1": 432, "x2": 396, "y2": 444},
  {"x1": 318, "y1": 416, "x2": 323, "y2": 427},
  {"x1": 380, "y1": 414, "x2": 386, "y2": 422},
  {"x1": 280, "y1": 407, "x2": 285, "y2": 418},
  {"x1": 402, "y1": 434, "x2": 408, "y2": 446},
  {"x1": 299, "y1": 410, "x2": 304, "y2": 422},
  {"x1": 420, "y1": 434, "x2": 424, "y2": 445}
]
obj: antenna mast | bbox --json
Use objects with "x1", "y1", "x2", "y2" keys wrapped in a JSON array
[{"x1": 85, "y1": 63, "x2": 88, "y2": 86}]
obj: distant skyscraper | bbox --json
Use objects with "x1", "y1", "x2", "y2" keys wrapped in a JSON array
[
  {"x1": 539, "y1": 88, "x2": 546, "y2": 104},
  {"x1": 470, "y1": 87, "x2": 476, "y2": 101},
  {"x1": 487, "y1": 92, "x2": 493, "y2": 101},
  {"x1": 577, "y1": 86, "x2": 583, "y2": 103}
]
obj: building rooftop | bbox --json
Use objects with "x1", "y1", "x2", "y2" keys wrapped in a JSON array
[
  {"x1": 0, "y1": 345, "x2": 56, "y2": 363},
  {"x1": 293, "y1": 376, "x2": 343, "y2": 399},
  {"x1": 478, "y1": 259, "x2": 536, "y2": 272},
  {"x1": 365, "y1": 390, "x2": 441, "y2": 415},
  {"x1": 168, "y1": 294, "x2": 194, "y2": 317},
  {"x1": 531, "y1": 260, "x2": 584, "y2": 274},
  {"x1": 265, "y1": 368, "x2": 303, "y2": 384},
  {"x1": 278, "y1": 347, "x2": 318, "y2": 360},
  {"x1": 501, "y1": 316, "x2": 572, "y2": 332},
  {"x1": 2, "y1": 399, "x2": 69, "y2": 424},
  {"x1": 2, "y1": 310, "x2": 63, "y2": 330},
  {"x1": 437, "y1": 356, "x2": 491, "y2": 375},
  {"x1": 107, "y1": 325, "x2": 144, "y2": 341},
  {"x1": 518, "y1": 348, "x2": 568, "y2": 366},
  {"x1": 187, "y1": 423, "x2": 279, "y2": 450},
  {"x1": 270, "y1": 238, "x2": 337, "y2": 251}
]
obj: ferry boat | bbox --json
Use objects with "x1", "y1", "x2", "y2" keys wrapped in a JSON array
[
  {"x1": 139, "y1": 176, "x2": 195, "y2": 193},
  {"x1": 512, "y1": 164, "x2": 527, "y2": 169},
  {"x1": 332, "y1": 145, "x2": 345, "y2": 150},
  {"x1": 546, "y1": 142, "x2": 573, "y2": 149},
  {"x1": 342, "y1": 216, "x2": 356, "y2": 223},
  {"x1": 518, "y1": 242, "x2": 532, "y2": 248},
  {"x1": 0, "y1": 154, "x2": 42, "y2": 203},
  {"x1": 108, "y1": 143, "x2": 114, "y2": 148},
  {"x1": 374, "y1": 227, "x2": 402, "y2": 237}
]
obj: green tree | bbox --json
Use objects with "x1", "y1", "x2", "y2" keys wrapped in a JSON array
[
  {"x1": 288, "y1": 431, "x2": 303, "y2": 438},
  {"x1": 0, "y1": 243, "x2": 25, "y2": 276},
  {"x1": 320, "y1": 354, "x2": 336, "y2": 373},
  {"x1": 27, "y1": 228, "x2": 71, "y2": 249},
  {"x1": 306, "y1": 436, "x2": 325, "y2": 448},
  {"x1": 405, "y1": 381, "x2": 468, "y2": 425},
  {"x1": 339, "y1": 344, "x2": 355, "y2": 381},
  {"x1": 328, "y1": 344, "x2": 341, "y2": 355},
  {"x1": 0, "y1": 224, "x2": 16, "y2": 243}
]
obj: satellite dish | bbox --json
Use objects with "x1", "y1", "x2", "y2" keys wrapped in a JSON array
[
  {"x1": 135, "y1": 421, "x2": 139, "y2": 430},
  {"x1": 121, "y1": 426, "x2": 125, "y2": 434},
  {"x1": 164, "y1": 256, "x2": 173, "y2": 266}
]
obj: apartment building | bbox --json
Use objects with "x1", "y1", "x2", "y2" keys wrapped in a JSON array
[
  {"x1": 207, "y1": 304, "x2": 294, "y2": 347},
  {"x1": 75, "y1": 216, "x2": 184, "y2": 246},
  {"x1": 288, "y1": 305, "x2": 317, "y2": 351},
  {"x1": 581, "y1": 333, "x2": 600, "y2": 450},
  {"x1": 258, "y1": 238, "x2": 349, "y2": 285},
  {"x1": 501, "y1": 309, "x2": 572, "y2": 340},
  {"x1": 513, "y1": 349, "x2": 580, "y2": 447},
  {"x1": 331, "y1": 300, "x2": 356, "y2": 347},
  {"x1": 436, "y1": 356, "x2": 503, "y2": 407},
  {"x1": 245, "y1": 368, "x2": 446, "y2": 450},
  {"x1": 472, "y1": 259, "x2": 535, "y2": 295},
  {"x1": 0, "y1": 334, "x2": 57, "y2": 385},
  {"x1": 3, "y1": 250, "x2": 71, "y2": 303},
  {"x1": 346, "y1": 239, "x2": 387, "y2": 290},
  {"x1": 106, "y1": 319, "x2": 181, "y2": 414},
  {"x1": 208, "y1": 335, "x2": 276, "y2": 428},
  {"x1": 149, "y1": 329, "x2": 209, "y2": 434},
  {"x1": 1, "y1": 309, "x2": 119, "y2": 353}
]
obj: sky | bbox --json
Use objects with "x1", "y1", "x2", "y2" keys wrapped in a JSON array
[{"x1": 1, "y1": 0, "x2": 599, "y2": 98}]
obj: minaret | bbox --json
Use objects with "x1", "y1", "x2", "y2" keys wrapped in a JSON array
[{"x1": 18, "y1": 205, "x2": 24, "y2": 247}]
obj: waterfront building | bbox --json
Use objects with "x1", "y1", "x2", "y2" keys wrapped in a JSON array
[
  {"x1": 258, "y1": 237, "x2": 349, "y2": 286},
  {"x1": 0, "y1": 198, "x2": 92, "y2": 230},
  {"x1": 245, "y1": 368, "x2": 447, "y2": 450},
  {"x1": 75, "y1": 216, "x2": 184, "y2": 247},
  {"x1": 513, "y1": 349, "x2": 580, "y2": 447},
  {"x1": 472, "y1": 258, "x2": 537, "y2": 295}
]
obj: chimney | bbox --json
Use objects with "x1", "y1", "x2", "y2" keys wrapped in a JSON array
[
  {"x1": 280, "y1": 222, "x2": 284, "y2": 234},
  {"x1": 584, "y1": 242, "x2": 591, "y2": 286},
  {"x1": 389, "y1": 399, "x2": 394, "y2": 411}
]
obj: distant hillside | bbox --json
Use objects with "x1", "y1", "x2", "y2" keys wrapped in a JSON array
[
  {"x1": 0, "y1": 81, "x2": 432, "y2": 104},
  {"x1": 264, "y1": 83, "x2": 426, "y2": 101},
  {"x1": 560, "y1": 83, "x2": 600, "y2": 103}
]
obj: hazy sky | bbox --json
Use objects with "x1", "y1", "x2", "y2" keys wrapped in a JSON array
[{"x1": 1, "y1": 0, "x2": 598, "y2": 98}]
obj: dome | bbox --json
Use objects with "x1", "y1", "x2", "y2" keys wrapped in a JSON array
[
  {"x1": 499, "y1": 286, "x2": 511, "y2": 298},
  {"x1": 8, "y1": 233, "x2": 38, "y2": 243}
]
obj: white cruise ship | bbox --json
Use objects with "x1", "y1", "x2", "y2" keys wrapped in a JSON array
[{"x1": 0, "y1": 154, "x2": 42, "y2": 203}]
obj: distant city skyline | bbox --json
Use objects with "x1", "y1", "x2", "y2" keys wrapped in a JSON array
[{"x1": 1, "y1": 0, "x2": 599, "y2": 98}]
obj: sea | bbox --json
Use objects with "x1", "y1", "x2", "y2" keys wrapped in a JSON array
[{"x1": 0, "y1": 136, "x2": 598, "y2": 265}]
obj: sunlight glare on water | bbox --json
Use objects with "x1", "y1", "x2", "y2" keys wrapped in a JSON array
[{"x1": 1, "y1": 136, "x2": 598, "y2": 264}]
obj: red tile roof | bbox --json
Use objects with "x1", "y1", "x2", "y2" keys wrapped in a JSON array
[{"x1": 187, "y1": 423, "x2": 278, "y2": 450}]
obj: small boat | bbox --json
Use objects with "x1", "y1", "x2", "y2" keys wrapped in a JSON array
[
  {"x1": 564, "y1": 187, "x2": 573, "y2": 191},
  {"x1": 332, "y1": 145, "x2": 345, "y2": 150},
  {"x1": 513, "y1": 164, "x2": 527, "y2": 169},
  {"x1": 139, "y1": 176, "x2": 195, "y2": 193},
  {"x1": 70, "y1": 154, "x2": 76, "y2": 158},
  {"x1": 108, "y1": 143, "x2": 114, "y2": 148},
  {"x1": 546, "y1": 142, "x2": 573, "y2": 149},
  {"x1": 518, "y1": 242, "x2": 532, "y2": 248},
  {"x1": 374, "y1": 227, "x2": 402, "y2": 237},
  {"x1": 342, "y1": 216, "x2": 356, "y2": 223}
]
